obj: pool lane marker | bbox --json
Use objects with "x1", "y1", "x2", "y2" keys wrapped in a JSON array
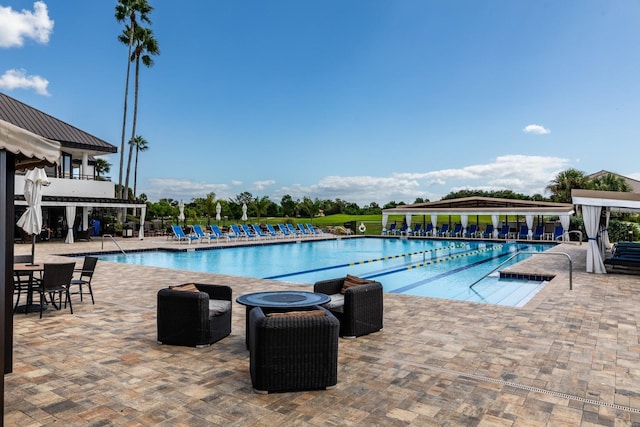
[{"x1": 262, "y1": 243, "x2": 468, "y2": 280}]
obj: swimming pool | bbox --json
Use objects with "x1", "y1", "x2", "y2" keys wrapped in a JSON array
[{"x1": 96, "y1": 238, "x2": 555, "y2": 307}]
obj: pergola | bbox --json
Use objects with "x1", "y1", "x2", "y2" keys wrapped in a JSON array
[
  {"x1": 1, "y1": 119, "x2": 61, "y2": 418},
  {"x1": 382, "y1": 197, "x2": 575, "y2": 239},
  {"x1": 571, "y1": 189, "x2": 640, "y2": 274}
]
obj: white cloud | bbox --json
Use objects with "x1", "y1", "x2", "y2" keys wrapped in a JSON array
[
  {"x1": 0, "y1": 68, "x2": 50, "y2": 95},
  {"x1": 523, "y1": 124, "x2": 551, "y2": 135},
  {"x1": 140, "y1": 155, "x2": 573, "y2": 205},
  {"x1": 253, "y1": 180, "x2": 276, "y2": 191},
  {"x1": 0, "y1": 1, "x2": 54, "y2": 48}
]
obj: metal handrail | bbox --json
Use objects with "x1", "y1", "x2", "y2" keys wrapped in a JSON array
[
  {"x1": 102, "y1": 234, "x2": 126, "y2": 255},
  {"x1": 469, "y1": 250, "x2": 572, "y2": 290}
]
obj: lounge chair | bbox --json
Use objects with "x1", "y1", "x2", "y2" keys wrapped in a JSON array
[
  {"x1": 423, "y1": 223, "x2": 434, "y2": 236},
  {"x1": 297, "y1": 223, "x2": 309, "y2": 235},
  {"x1": 277, "y1": 224, "x2": 291, "y2": 237},
  {"x1": 532, "y1": 225, "x2": 544, "y2": 240},
  {"x1": 396, "y1": 223, "x2": 409, "y2": 235},
  {"x1": 286, "y1": 223, "x2": 302, "y2": 236},
  {"x1": 450, "y1": 224, "x2": 462, "y2": 237},
  {"x1": 171, "y1": 225, "x2": 199, "y2": 244},
  {"x1": 518, "y1": 225, "x2": 529, "y2": 240},
  {"x1": 408, "y1": 224, "x2": 421, "y2": 236},
  {"x1": 241, "y1": 224, "x2": 258, "y2": 239},
  {"x1": 553, "y1": 225, "x2": 564, "y2": 241},
  {"x1": 266, "y1": 224, "x2": 281, "y2": 238},
  {"x1": 498, "y1": 225, "x2": 511, "y2": 239},
  {"x1": 383, "y1": 223, "x2": 397, "y2": 235},
  {"x1": 480, "y1": 224, "x2": 494, "y2": 239},
  {"x1": 463, "y1": 224, "x2": 478, "y2": 238},
  {"x1": 211, "y1": 225, "x2": 231, "y2": 241},
  {"x1": 252, "y1": 224, "x2": 270, "y2": 239},
  {"x1": 306, "y1": 223, "x2": 322, "y2": 235},
  {"x1": 192, "y1": 225, "x2": 214, "y2": 243},
  {"x1": 436, "y1": 224, "x2": 449, "y2": 237}
]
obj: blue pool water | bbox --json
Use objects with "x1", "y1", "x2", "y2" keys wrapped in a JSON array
[{"x1": 96, "y1": 238, "x2": 555, "y2": 307}]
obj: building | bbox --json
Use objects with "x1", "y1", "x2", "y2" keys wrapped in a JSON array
[{"x1": 0, "y1": 92, "x2": 146, "y2": 242}]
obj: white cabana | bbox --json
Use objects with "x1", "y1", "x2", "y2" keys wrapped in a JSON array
[{"x1": 572, "y1": 189, "x2": 640, "y2": 274}]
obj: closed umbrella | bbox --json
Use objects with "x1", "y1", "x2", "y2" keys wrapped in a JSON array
[
  {"x1": 241, "y1": 203, "x2": 248, "y2": 222},
  {"x1": 178, "y1": 200, "x2": 185, "y2": 222},
  {"x1": 215, "y1": 202, "x2": 221, "y2": 222},
  {"x1": 16, "y1": 167, "x2": 50, "y2": 265}
]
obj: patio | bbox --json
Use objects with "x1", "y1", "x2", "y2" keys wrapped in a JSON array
[{"x1": 6, "y1": 237, "x2": 640, "y2": 425}]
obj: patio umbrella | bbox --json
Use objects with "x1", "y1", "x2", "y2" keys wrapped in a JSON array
[
  {"x1": 215, "y1": 202, "x2": 221, "y2": 222},
  {"x1": 241, "y1": 203, "x2": 248, "y2": 222},
  {"x1": 16, "y1": 167, "x2": 50, "y2": 265},
  {"x1": 178, "y1": 200, "x2": 185, "y2": 222}
]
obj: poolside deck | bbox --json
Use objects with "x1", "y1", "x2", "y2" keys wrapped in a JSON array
[{"x1": 7, "y1": 236, "x2": 640, "y2": 426}]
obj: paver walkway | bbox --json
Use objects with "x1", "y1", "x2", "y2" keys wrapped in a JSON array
[{"x1": 6, "y1": 236, "x2": 640, "y2": 426}]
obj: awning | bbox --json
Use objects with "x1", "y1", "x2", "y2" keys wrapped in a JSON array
[{"x1": 0, "y1": 119, "x2": 61, "y2": 170}]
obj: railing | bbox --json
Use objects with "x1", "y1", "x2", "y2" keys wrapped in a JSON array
[
  {"x1": 564, "y1": 230, "x2": 583, "y2": 244},
  {"x1": 102, "y1": 234, "x2": 126, "y2": 255},
  {"x1": 469, "y1": 250, "x2": 572, "y2": 290}
]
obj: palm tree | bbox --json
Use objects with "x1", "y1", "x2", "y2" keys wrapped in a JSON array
[
  {"x1": 122, "y1": 25, "x2": 159, "y2": 199},
  {"x1": 546, "y1": 168, "x2": 589, "y2": 203},
  {"x1": 94, "y1": 158, "x2": 111, "y2": 181},
  {"x1": 589, "y1": 173, "x2": 632, "y2": 192},
  {"x1": 130, "y1": 135, "x2": 148, "y2": 199},
  {"x1": 115, "y1": 0, "x2": 152, "y2": 200}
]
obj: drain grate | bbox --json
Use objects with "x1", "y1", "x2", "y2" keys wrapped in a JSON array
[{"x1": 355, "y1": 350, "x2": 640, "y2": 415}]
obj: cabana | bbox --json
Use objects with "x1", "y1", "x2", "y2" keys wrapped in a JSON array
[
  {"x1": 571, "y1": 189, "x2": 640, "y2": 274},
  {"x1": 382, "y1": 197, "x2": 574, "y2": 240}
]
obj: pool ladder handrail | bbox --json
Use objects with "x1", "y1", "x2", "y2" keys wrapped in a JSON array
[
  {"x1": 469, "y1": 250, "x2": 572, "y2": 290},
  {"x1": 101, "y1": 234, "x2": 126, "y2": 255}
]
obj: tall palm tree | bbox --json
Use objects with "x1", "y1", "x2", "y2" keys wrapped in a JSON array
[
  {"x1": 122, "y1": 25, "x2": 159, "y2": 199},
  {"x1": 115, "y1": 0, "x2": 152, "y2": 200},
  {"x1": 130, "y1": 135, "x2": 148, "y2": 199},
  {"x1": 545, "y1": 168, "x2": 589, "y2": 203},
  {"x1": 589, "y1": 173, "x2": 632, "y2": 192}
]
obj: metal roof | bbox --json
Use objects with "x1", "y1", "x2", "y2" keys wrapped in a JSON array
[{"x1": 0, "y1": 92, "x2": 116, "y2": 154}]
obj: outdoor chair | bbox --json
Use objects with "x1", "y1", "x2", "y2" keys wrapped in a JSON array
[
  {"x1": 463, "y1": 224, "x2": 478, "y2": 238},
  {"x1": 532, "y1": 225, "x2": 544, "y2": 240},
  {"x1": 450, "y1": 224, "x2": 463, "y2": 237},
  {"x1": 249, "y1": 305, "x2": 339, "y2": 393},
  {"x1": 436, "y1": 224, "x2": 449, "y2": 237},
  {"x1": 313, "y1": 275, "x2": 383, "y2": 338},
  {"x1": 157, "y1": 283, "x2": 232, "y2": 347},
  {"x1": 498, "y1": 225, "x2": 511, "y2": 239},
  {"x1": 13, "y1": 254, "x2": 34, "y2": 312},
  {"x1": 480, "y1": 224, "x2": 494, "y2": 238},
  {"x1": 68, "y1": 256, "x2": 98, "y2": 304},
  {"x1": 518, "y1": 225, "x2": 529, "y2": 240},
  {"x1": 32, "y1": 262, "x2": 76, "y2": 318}
]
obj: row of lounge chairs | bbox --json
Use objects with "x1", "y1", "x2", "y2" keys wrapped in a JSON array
[
  {"x1": 384, "y1": 223, "x2": 565, "y2": 240},
  {"x1": 171, "y1": 223, "x2": 326, "y2": 244}
]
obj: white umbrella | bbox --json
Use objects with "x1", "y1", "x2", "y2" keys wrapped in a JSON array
[
  {"x1": 177, "y1": 200, "x2": 185, "y2": 222},
  {"x1": 16, "y1": 168, "x2": 50, "y2": 265},
  {"x1": 241, "y1": 203, "x2": 248, "y2": 221},
  {"x1": 215, "y1": 202, "x2": 221, "y2": 222}
]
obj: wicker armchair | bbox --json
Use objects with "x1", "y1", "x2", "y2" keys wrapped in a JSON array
[
  {"x1": 249, "y1": 306, "x2": 339, "y2": 394},
  {"x1": 313, "y1": 277, "x2": 383, "y2": 338},
  {"x1": 157, "y1": 283, "x2": 232, "y2": 347}
]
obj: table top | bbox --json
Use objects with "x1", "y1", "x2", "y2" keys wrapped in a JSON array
[
  {"x1": 236, "y1": 291, "x2": 330, "y2": 308},
  {"x1": 13, "y1": 263, "x2": 44, "y2": 272}
]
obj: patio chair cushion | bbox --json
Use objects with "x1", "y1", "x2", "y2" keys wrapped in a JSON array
[
  {"x1": 341, "y1": 274, "x2": 375, "y2": 293},
  {"x1": 266, "y1": 309, "x2": 326, "y2": 318},
  {"x1": 169, "y1": 283, "x2": 199, "y2": 292},
  {"x1": 324, "y1": 293, "x2": 344, "y2": 310},
  {"x1": 208, "y1": 299, "x2": 231, "y2": 316}
]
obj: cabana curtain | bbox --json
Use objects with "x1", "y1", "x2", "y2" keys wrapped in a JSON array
[{"x1": 583, "y1": 205, "x2": 606, "y2": 273}]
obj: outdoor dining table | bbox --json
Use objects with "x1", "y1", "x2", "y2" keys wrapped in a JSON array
[
  {"x1": 236, "y1": 290, "x2": 331, "y2": 347},
  {"x1": 13, "y1": 262, "x2": 45, "y2": 313}
]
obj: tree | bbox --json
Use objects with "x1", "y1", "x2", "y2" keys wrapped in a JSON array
[
  {"x1": 280, "y1": 194, "x2": 296, "y2": 217},
  {"x1": 589, "y1": 173, "x2": 632, "y2": 192},
  {"x1": 546, "y1": 169, "x2": 589, "y2": 203},
  {"x1": 122, "y1": 25, "x2": 159, "y2": 199},
  {"x1": 252, "y1": 196, "x2": 271, "y2": 221},
  {"x1": 95, "y1": 158, "x2": 111, "y2": 180},
  {"x1": 130, "y1": 135, "x2": 148, "y2": 199},
  {"x1": 115, "y1": 0, "x2": 152, "y2": 199}
]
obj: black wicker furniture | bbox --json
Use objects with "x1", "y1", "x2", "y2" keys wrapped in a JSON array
[
  {"x1": 249, "y1": 305, "x2": 339, "y2": 394},
  {"x1": 313, "y1": 275, "x2": 383, "y2": 338},
  {"x1": 157, "y1": 283, "x2": 232, "y2": 347}
]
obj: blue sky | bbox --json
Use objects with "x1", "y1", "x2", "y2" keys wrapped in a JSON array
[{"x1": 2, "y1": 1, "x2": 639, "y2": 205}]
